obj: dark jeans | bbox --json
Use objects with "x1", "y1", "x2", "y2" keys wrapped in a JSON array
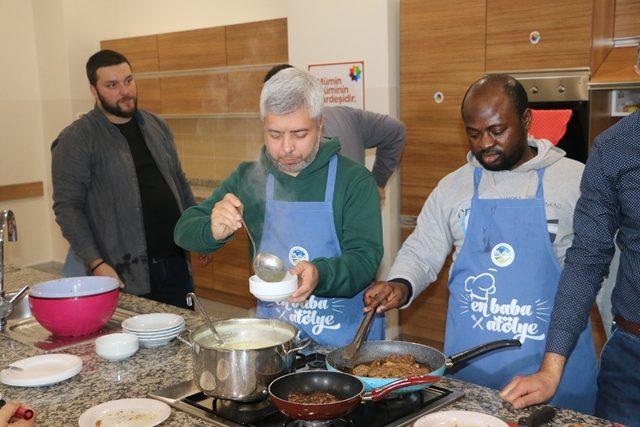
[
  {"x1": 143, "y1": 254, "x2": 194, "y2": 309},
  {"x1": 596, "y1": 326, "x2": 640, "y2": 426}
]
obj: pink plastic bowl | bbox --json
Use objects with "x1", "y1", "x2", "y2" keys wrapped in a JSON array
[{"x1": 29, "y1": 277, "x2": 120, "y2": 336}]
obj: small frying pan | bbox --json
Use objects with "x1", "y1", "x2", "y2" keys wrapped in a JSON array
[
  {"x1": 268, "y1": 370, "x2": 440, "y2": 421},
  {"x1": 326, "y1": 339, "x2": 521, "y2": 393}
]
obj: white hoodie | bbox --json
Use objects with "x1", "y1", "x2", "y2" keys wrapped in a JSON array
[{"x1": 389, "y1": 137, "x2": 585, "y2": 307}]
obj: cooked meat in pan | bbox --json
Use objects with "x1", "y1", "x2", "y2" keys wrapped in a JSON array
[
  {"x1": 349, "y1": 354, "x2": 432, "y2": 378},
  {"x1": 288, "y1": 391, "x2": 341, "y2": 404}
]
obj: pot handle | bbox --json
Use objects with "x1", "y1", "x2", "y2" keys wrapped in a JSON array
[
  {"x1": 286, "y1": 337, "x2": 312, "y2": 355},
  {"x1": 445, "y1": 339, "x2": 521, "y2": 369},
  {"x1": 176, "y1": 331, "x2": 192, "y2": 349},
  {"x1": 362, "y1": 374, "x2": 441, "y2": 401}
]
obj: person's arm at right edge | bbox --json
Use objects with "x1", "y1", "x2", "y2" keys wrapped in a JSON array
[
  {"x1": 364, "y1": 183, "x2": 454, "y2": 312},
  {"x1": 500, "y1": 138, "x2": 619, "y2": 408}
]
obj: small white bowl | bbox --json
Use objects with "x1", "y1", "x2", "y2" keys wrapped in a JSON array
[
  {"x1": 249, "y1": 272, "x2": 298, "y2": 302},
  {"x1": 95, "y1": 333, "x2": 139, "y2": 361}
]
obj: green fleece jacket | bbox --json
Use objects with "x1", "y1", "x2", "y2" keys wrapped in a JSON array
[{"x1": 174, "y1": 139, "x2": 383, "y2": 298}]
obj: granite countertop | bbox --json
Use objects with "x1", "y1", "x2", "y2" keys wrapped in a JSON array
[{"x1": 0, "y1": 267, "x2": 610, "y2": 426}]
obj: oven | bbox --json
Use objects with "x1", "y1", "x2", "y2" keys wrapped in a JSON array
[{"x1": 506, "y1": 70, "x2": 590, "y2": 163}]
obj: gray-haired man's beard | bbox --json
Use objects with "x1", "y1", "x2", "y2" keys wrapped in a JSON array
[{"x1": 266, "y1": 139, "x2": 321, "y2": 174}]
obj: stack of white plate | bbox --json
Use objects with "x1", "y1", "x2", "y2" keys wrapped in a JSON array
[{"x1": 121, "y1": 313, "x2": 185, "y2": 348}]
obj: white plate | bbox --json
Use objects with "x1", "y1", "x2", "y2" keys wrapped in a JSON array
[
  {"x1": 122, "y1": 313, "x2": 184, "y2": 333},
  {"x1": 78, "y1": 398, "x2": 171, "y2": 427},
  {"x1": 123, "y1": 324, "x2": 185, "y2": 337},
  {"x1": 413, "y1": 410, "x2": 508, "y2": 427},
  {"x1": 0, "y1": 354, "x2": 83, "y2": 387},
  {"x1": 252, "y1": 292, "x2": 295, "y2": 302}
]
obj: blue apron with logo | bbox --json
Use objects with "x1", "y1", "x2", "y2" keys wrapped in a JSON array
[
  {"x1": 256, "y1": 155, "x2": 385, "y2": 347},
  {"x1": 444, "y1": 168, "x2": 597, "y2": 414}
]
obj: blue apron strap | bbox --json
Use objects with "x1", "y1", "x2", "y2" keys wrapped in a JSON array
[
  {"x1": 266, "y1": 173, "x2": 275, "y2": 201},
  {"x1": 473, "y1": 167, "x2": 483, "y2": 198},
  {"x1": 324, "y1": 155, "x2": 338, "y2": 202},
  {"x1": 535, "y1": 168, "x2": 546, "y2": 199}
]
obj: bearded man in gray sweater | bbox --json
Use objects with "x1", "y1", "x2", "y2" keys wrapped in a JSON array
[{"x1": 364, "y1": 74, "x2": 598, "y2": 414}]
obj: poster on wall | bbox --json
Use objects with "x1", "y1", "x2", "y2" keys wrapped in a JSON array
[{"x1": 308, "y1": 61, "x2": 364, "y2": 109}]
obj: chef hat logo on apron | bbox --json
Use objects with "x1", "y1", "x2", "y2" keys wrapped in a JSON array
[
  {"x1": 491, "y1": 243, "x2": 515, "y2": 267},
  {"x1": 289, "y1": 246, "x2": 309, "y2": 265}
]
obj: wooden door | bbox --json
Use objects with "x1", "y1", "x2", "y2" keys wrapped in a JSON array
[
  {"x1": 399, "y1": 0, "x2": 487, "y2": 348},
  {"x1": 486, "y1": 0, "x2": 594, "y2": 71}
]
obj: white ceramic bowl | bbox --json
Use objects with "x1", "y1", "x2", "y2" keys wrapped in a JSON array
[
  {"x1": 121, "y1": 313, "x2": 184, "y2": 332},
  {"x1": 30, "y1": 276, "x2": 119, "y2": 298},
  {"x1": 249, "y1": 272, "x2": 298, "y2": 302},
  {"x1": 95, "y1": 333, "x2": 139, "y2": 361}
]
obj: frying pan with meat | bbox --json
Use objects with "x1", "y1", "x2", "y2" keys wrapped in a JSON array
[
  {"x1": 268, "y1": 370, "x2": 440, "y2": 421},
  {"x1": 326, "y1": 339, "x2": 521, "y2": 393}
]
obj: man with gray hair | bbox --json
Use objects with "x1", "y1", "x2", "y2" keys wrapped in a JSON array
[{"x1": 174, "y1": 68, "x2": 384, "y2": 347}]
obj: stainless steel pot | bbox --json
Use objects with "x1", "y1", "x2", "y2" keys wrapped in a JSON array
[{"x1": 179, "y1": 318, "x2": 310, "y2": 402}]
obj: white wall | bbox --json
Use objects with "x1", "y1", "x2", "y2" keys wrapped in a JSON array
[{"x1": 0, "y1": 0, "x2": 52, "y2": 267}]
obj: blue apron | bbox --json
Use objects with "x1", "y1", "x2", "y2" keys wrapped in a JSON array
[
  {"x1": 256, "y1": 155, "x2": 385, "y2": 347},
  {"x1": 444, "y1": 168, "x2": 597, "y2": 414}
]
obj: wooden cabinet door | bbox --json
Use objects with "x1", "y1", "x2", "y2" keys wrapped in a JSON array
[
  {"x1": 399, "y1": 0, "x2": 486, "y2": 348},
  {"x1": 160, "y1": 74, "x2": 228, "y2": 115},
  {"x1": 100, "y1": 35, "x2": 159, "y2": 73},
  {"x1": 157, "y1": 27, "x2": 227, "y2": 71},
  {"x1": 225, "y1": 18, "x2": 288, "y2": 66},
  {"x1": 486, "y1": 0, "x2": 594, "y2": 71}
]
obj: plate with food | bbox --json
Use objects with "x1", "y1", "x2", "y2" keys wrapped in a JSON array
[
  {"x1": 414, "y1": 410, "x2": 508, "y2": 427},
  {"x1": 78, "y1": 398, "x2": 171, "y2": 427}
]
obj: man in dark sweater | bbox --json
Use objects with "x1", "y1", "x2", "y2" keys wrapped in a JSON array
[{"x1": 52, "y1": 50, "x2": 203, "y2": 308}]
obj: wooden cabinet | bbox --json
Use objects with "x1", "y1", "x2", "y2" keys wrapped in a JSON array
[
  {"x1": 100, "y1": 35, "x2": 159, "y2": 73},
  {"x1": 135, "y1": 78, "x2": 161, "y2": 114},
  {"x1": 486, "y1": 0, "x2": 614, "y2": 72},
  {"x1": 101, "y1": 19, "x2": 287, "y2": 118},
  {"x1": 615, "y1": 0, "x2": 640, "y2": 38},
  {"x1": 157, "y1": 27, "x2": 227, "y2": 71},
  {"x1": 225, "y1": 18, "x2": 288, "y2": 66},
  {"x1": 399, "y1": 0, "x2": 487, "y2": 348},
  {"x1": 190, "y1": 232, "x2": 255, "y2": 308},
  {"x1": 160, "y1": 74, "x2": 228, "y2": 115},
  {"x1": 400, "y1": 0, "x2": 486, "y2": 216}
]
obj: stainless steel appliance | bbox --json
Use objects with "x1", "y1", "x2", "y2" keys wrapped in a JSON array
[{"x1": 149, "y1": 353, "x2": 464, "y2": 426}]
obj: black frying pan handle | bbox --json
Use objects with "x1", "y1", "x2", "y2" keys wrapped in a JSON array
[{"x1": 445, "y1": 339, "x2": 521, "y2": 369}]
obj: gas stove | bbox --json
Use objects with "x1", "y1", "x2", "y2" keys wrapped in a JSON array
[{"x1": 149, "y1": 353, "x2": 464, "y2": 426}]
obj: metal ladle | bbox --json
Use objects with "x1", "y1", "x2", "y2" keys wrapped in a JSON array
[
  {"x1": 186, "y1": 292, "x2": 223, "y2": 344},
  {"x1": 240, "y1": 217, "x2": 287, "y2": 282}
]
